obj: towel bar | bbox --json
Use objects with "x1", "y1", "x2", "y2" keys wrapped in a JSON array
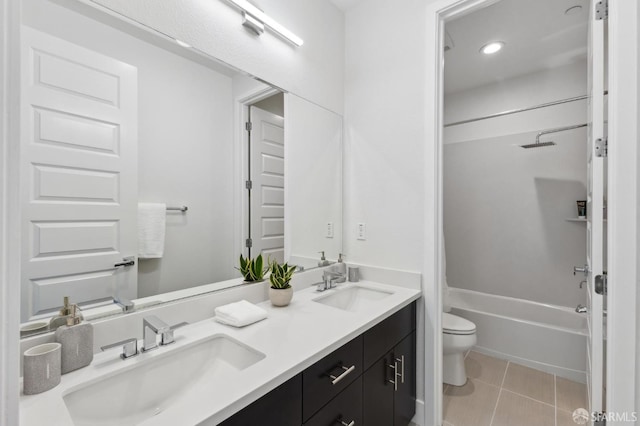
[{"x1": 166, "y1": 206, "x2": 188, "y2": 212}]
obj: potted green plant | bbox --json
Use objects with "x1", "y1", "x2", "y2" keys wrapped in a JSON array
[
  {"x1": 268, "y1": 260, "x2": 296, "y2": 306},
  {"x1": 237, "y1": 254, "x2": 267, "y2": 282}
]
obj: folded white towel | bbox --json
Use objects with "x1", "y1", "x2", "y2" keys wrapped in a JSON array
[
  {"x1": 138, "y1": 203, "x2": 166, "y2": 258},
  {"x1": 215, "y1": 300, "x2": 268, "y2": 327}
]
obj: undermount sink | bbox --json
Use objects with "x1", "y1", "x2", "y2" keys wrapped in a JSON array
[
  {"x1": 63, "y1": 334, "x2": 265, "y2": 426},
  {"x1": 313, "y1": 285, "x2": 393, "y2": 312}
]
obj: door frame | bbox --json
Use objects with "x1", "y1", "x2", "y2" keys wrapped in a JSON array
[
  {"x1": 605, "y1": 1, "x2": 639, "y2": 420},
  {"x1": 233, "y1": 85, "x2": 281, "y2": 262},
  {"x1": 1, "y1": 0, "x2": 21, "y2": 424},
  {"x1": 423, "y1": 0, "x2": 639, "y2": 425}
]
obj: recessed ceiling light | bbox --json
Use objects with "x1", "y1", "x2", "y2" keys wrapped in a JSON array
[
  {"x1": 175, "y1": 39, "x2": 192, "y2": 48},
  {"x1": 565, "y1": 5, "x2": 583, "y2": 15},
  {"x1": 480, "y1": 41, "x2": 505, "y2": 55}
]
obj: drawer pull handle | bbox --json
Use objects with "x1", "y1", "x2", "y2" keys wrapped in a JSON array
[
  {"x1": 387, "y1": 361, "x2": 398, "y2": 391},
  {"x1": 329, "y1": 365, "x2": 356, "y2": 385},
  {"x1": 338, "y1": 420, "x2": 355, "y2": 426},
  {"x1": 396, "y1": 355, "x2": 405, "y2": 384}
]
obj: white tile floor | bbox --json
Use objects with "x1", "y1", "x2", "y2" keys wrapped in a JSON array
[{"x1": 442, "y1": 351, "x2": 587, "y2": 426}]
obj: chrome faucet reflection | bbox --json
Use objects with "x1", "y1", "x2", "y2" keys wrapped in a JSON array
[{"x1": 316, "y1": 270, "x2": 346, "y2": 292}]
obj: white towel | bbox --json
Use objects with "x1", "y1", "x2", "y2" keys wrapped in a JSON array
[
  {"x1": 215, "y1": 300, "x2": 268, "y2": 327},
  {"x1": 138, "y1": 203, "x2": 166, "y2": 258}
]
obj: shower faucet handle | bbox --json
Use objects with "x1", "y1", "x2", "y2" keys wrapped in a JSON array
[{"x1": 573, "y1": 265, "x2": 589, "y2": 277}]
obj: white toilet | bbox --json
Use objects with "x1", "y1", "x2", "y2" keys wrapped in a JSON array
[{"x1": 442, "y1": 312, "x2": 477, "y2": 386}]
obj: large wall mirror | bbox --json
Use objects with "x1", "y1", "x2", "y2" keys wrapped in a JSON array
[{"x1": 20, "y1": 0, "x2": 343, "y2": 328}]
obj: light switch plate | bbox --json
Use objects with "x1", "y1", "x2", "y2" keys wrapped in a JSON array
[
  {"x1": 357, "y1": 223, "x2": 366, "y2": 240},
  {"x1": 326, "y1": 222, "x2": 334, "y2": 238}
]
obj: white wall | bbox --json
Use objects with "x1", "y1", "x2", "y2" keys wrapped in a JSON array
[
  {"x1": 343, "y1": 0, "x2": 428, "y2": 419},
  {"x1": 23, "y1": 0, "x2": 238, "y2": 297},
  {"x1": 443, "y1": 65, "x2": 588, "y2": 308},
  {"x1": 444, "y1": 61, "x2": 588, "y2": 144},
  {"x1": 285, "y1": 94, "x2": 342, "y2": 265},
  {"x1": 86, "y1": 0, "x2": 345, "y2": 115},
  {"x1": 253, "y1": 92, "x2": 284, "y2": 117}
]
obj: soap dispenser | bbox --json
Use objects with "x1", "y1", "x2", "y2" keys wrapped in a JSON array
[
  {"x1": 335, "y1": 253, "x2": 347, "y2": 283},
  {"x1": 55, "y1": 304, "x2": 93, "y2": 374},
  {"x1": 318, "y1": 251, "x2": 330, "y2": 267}
]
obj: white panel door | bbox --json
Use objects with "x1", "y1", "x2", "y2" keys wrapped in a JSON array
[
  {"x1": 21, "y1": 28, "x2": 138, "y2": 321},
  {"x1": 586, "y1": 0, "x2": 606, "y2": 419},
  {"x1": 249, "y1": 106, "x2": 285, "y2": 263}
]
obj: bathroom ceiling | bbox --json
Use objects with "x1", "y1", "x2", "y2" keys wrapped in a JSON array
[{"x1": 444, "y1": 0, "x2": 588, "y2": 94}]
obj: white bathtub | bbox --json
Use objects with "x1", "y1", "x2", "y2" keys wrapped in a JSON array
[{"x1": 448, "y1": 288, "x2": 588, "y2": 383}]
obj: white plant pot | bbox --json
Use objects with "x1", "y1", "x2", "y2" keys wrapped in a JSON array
[{"x1": 269, "y1": 287, "x2": 293, "y2": 307}]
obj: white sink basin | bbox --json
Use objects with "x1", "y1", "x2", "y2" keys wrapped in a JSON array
[
  {"x1": 63, "y1": 334, "x2": 265, "y2": 426},
  {"x1": 313, "y1": 285, "x2": 393, "y2": 312}
]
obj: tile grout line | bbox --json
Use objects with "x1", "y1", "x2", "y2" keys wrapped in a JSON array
[
  {"x1": 489, "y1": 360, "x2": 510, "y2": 426},
  {"x1": 498, "y1": 362, "x2": 557, "y2": 408},
  {"x1": 554, "y1": 374, "x2": 557, "y2": 426},
  {"x1": 500, "y1": 388, "x2": 557, "y2": 409}
]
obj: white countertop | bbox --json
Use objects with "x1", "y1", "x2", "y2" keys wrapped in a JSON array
[{"x1": 19, "y1": 281, "x2": 421, "y2": 426}]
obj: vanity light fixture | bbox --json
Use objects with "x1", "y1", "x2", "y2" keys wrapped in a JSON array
[
  {"x1": 480, "y1": 41, "x2": 505, "y2": 55},
  {"x1": 226, "y1": 0, "x2": 304, "y2": 47}
]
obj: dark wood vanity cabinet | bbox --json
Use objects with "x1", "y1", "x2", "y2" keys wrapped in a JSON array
[
  {"x1": 302, "y1": 335, "x2": 363, "y2": 422},
  {"x1": 218, "y1": 373, "x2": 302, "y2": 426},
  {"x1": 219, "y1": 301, "x2": 416, "y2": 426},
  {"x1": 363, "y1": 332, "x2": 417, "y2": 426},
  {"x1": 304, "y1": 376, "x2": 363, "y2": 426}
]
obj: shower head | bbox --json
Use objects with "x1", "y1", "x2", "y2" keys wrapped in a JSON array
[
  {"x1": 520, "y1": 141, "x2": 557, "y2": 149},
  {"x1": 523, "y1": 123, "x2": 587, "y2": 150}
]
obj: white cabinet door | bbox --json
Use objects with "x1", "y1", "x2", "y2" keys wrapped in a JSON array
[
  {"x1": 249, "y1": 106, "x2": 285, "y2": 263},
  {"x1": 20, "y1": 28, "x2": 138, "y2": 321}
]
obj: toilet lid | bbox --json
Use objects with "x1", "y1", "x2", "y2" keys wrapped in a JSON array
[{"x1": 443, "y1": 313, "x2": 476, "y2": 335}]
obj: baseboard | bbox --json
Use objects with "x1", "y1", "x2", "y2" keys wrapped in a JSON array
[
  {"x1": 472, "y1": 345, "x2": 587, "y2": 384},
  {"x1": 410, "y1": 399, "x2": 425, "y2": 426}
]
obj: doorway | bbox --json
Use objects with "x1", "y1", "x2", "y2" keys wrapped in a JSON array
[
  {"x1": 246, "y1": 93, "x2": 286, "y2": 263},
  {"x1": 425, "y1": 0, "x2": 608, "y2": 424}
]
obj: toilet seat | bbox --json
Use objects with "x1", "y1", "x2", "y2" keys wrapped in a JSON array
[{"x1": 443, "y1": 313, "x2": 476, "y2": 335}]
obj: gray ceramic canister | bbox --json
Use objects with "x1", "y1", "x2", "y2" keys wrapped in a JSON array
[
  {"x1": 23, "y1": 342, "x2": 62, "y2": 395},
  {"x1": 348, "y1": 266, "x2": 360, "y2": 282}
]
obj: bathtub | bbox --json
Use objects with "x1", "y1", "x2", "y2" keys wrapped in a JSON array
[{"x1": 448, "y1": 288, "x2": 588, "y2": 383}]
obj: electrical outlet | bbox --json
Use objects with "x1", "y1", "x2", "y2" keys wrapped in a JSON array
[
  {"x1": 357, "y1": 223, "x2": 366, "y2": 240},
  {"x1": 326, "y1": 222, "x2": 334, "y2": 238}
]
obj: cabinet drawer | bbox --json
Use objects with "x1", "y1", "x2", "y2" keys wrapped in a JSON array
[
  {"x1": 303, "y1": 335, "x2": 363, "y2": 421},
  {"x1": 304, "y1": 376, "x2": 362, "y2": 426},
  {"x1": 363, "y1": 302, "x2": 416, "y2": 370}
]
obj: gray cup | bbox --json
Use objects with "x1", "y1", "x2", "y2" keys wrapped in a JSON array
[
  {"x1": 348, "y1": 266, "x2": 360, "y2": 282},
  {"x1": 23, "y1": 343, "x2": 62, "y2": 395}
]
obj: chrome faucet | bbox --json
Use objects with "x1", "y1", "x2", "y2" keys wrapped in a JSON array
[
  {"x1": 101, "y1": 337, "x2": 139, "y2": 360},
  {"x1": 316, "y1": 270, "x2": 344, "y2": 292},
  {"x1": 142, "y1": 315, "x2": 188, "y2": 352}
]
